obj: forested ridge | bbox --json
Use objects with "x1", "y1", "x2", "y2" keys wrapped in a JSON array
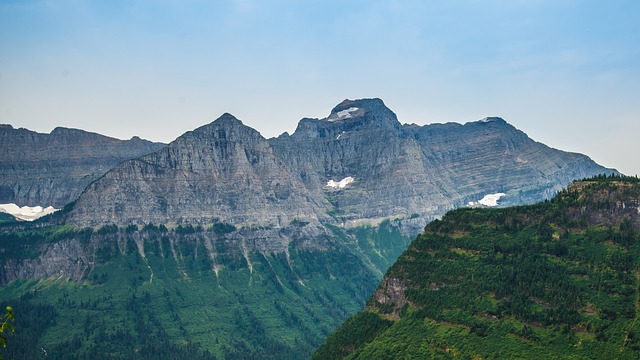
[{"x1": 315, "y1": 175, "x2": 640, "y2": 359}]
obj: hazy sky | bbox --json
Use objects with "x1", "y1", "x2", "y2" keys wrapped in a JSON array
[{"x1": 1, "y1": 0, "x2": 639, "y2": 175}]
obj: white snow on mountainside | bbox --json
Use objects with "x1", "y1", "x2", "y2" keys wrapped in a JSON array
[
  {"x1": 328, "y1": 107, "x2": 359, "y2": 121},
  {"x1": 326, "y1": 177, "x2": 355, "y2": 189},
  {"x1": 476, "y1": 193, "x2": 506, "y2": 207},
  {"x1": 0, "y1": 203, "x2": 59, "y2": 221}
]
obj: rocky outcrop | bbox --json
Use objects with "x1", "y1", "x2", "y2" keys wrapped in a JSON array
[
  {"x1": 566, "y1": 180, "x2": 640, "y2": 227},
  {"x1": 64, "y1": 98, "x2": 615, "y2": 229},
  {"x1": 0, "y1": 124, "x2": 165, "y2": 208},
  {"x1": 0, "y1": 222, "x2": 333, "y2": 285},
  {"x1": 1, "y1": 238, "x2": 91, "y2": 283},
  {"x1": 371, "y1": 276, "x2": 408, "y2": 318}
]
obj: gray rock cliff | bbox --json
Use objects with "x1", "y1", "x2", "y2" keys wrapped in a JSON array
[
  {"x1": 0, "y1": 124, "x2": 165, "y2": 207},
  {"x1": 64, "y1": 98, "x2": 615, "y2": 230},
  {"x1": 66, "y1": 114, "x2": 330, "y2": 227}
]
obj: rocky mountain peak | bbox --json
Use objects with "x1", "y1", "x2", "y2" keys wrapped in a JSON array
[
  {"x1": 329, "y1": 98, "x2": 391, "y2": 116},
  {"x1": 212, "y1": 112, "x2": 242, "y2": 125},
  {"x1": 50, "y1": 126, "x2": 74, "y2": 134},
  {"x1": 291, "y1": 98, "x2": 402, "y2": 139},
  {"x1": 327, "y1": 98, "x2": 400, "y2": 128},
  {"x1": 475, "y1": 116, "x2": 507, "y2": 124},
  {"x1": 54, "y1": 98, "x2": 615, "y2": 228},
  {"x1": 183, "y1": 113, "x2": 260, "y2": 141},
  {"x1": 66, "y1": 111, "x2": 330, "y2": 227}
]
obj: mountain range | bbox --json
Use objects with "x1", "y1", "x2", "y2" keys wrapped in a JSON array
[
  {"x1": 61, "y1": 98, "x2": 614, "y2": 230},
  {"x1": 0, "y1": 124, "x2": 165, "y2": 208},
  {"x1": 0, "y1": 98, "x2": 618, "y2": 359}
]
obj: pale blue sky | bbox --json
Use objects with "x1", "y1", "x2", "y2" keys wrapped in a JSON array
[{"x1": 1, "y1": 0, "x2": 639, "y2": 175}]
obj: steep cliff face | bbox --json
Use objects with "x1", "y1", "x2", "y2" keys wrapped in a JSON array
[
  {"x1": 271, "y1": 98, "x2": 446, "y2": 226},
  {"x1": 0, "y1": 124, "x2": 165, "y2": 207},
  {"x1": 64, "y1": 98, "x2": 614, "y2": 229},
  {"x1": 0, "y1": 221, "x2": 334, "y2": 285},
  {"x1": 66, "y1": 114, "x2": 331, "y2": 227},
  {"x1": 270, "y1": 99, "x2": 615, "y2": 228},
  {"x1": 405, "y1": 117, "x2": 610, "y2": 207},
  {"x1": 566, "y1": 180, "x2": 640, "y2": 228}
]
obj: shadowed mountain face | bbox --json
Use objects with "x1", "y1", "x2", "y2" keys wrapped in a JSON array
[
  {"x1": 0, "y1": 124, "x2": 165, "y2": 208},
  {"x1": 66, "y1": 98, "x2": 615, "y2": 229}
]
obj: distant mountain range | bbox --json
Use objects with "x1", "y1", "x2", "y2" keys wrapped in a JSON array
[
  {"x1": 0, "y1": 124, "x2": 165, "y2": 208},
  {"x1": 0, "y1": 98, "x2": 618, "y2": 359},
  {"x1": 57, "y1": 98, "x2": 615, "y2": 231}
]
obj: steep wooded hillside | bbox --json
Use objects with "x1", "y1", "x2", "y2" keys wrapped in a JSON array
[{"x1": 315, "y1": 176, "x2": 640, "y2": 359}]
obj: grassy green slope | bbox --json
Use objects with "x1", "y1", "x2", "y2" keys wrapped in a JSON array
[{"x1": 315, "y1": 176, "x2": 640, "y2": 359}]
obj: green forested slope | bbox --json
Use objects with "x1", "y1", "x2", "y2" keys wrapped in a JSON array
[
  {"x1": 0, "y1": 221, "x2": 411, "y2": 359},
  {"x1": 315, "y1": 176, "x2": 640, "y2": 359}
]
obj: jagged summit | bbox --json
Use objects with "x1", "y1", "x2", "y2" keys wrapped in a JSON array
[
  {"x1": 327, "y1": 98, "x2": 394, "y2": 119},
  {"x1": 291, "y1": 98, "x2": 402, "y2": 138},
  {"x1": 190, "y1": 113, "x2": 244, "y2": 132},
  {"x1": 476, "y1": 116, "x2": 507, "y2": 124},
  {"x1": 214, "y1": 112, "x2": 241, "y2": 123},
  {"x1": 60, "y1": 97, "x2": 614, "y2": 228},
  {"x1": 66, "y1": 110, "x2": 330, "y2": 227},
  {"x1": 50, "y1": 126, "x2": 106, "y2": 138},
  {"x1": 183, "y1": 112, "x2": 258, "y2": 140},
  {"x1": 326, "y1": 98, "x2": 400, "y2": 128}
]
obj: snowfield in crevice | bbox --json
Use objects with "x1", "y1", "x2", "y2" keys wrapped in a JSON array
[
  {"x1": 326, "y1": 177, "x2": 355, "y2": 189},
  {"x1": 0, "y1": 203, "x2": 59, "y2": 221},
  {"x1": 468, "y1": 193, "x2": 506, "y2": 207},
  {"x1": 328, "y1": 107, "x2": 359, "y2": 122}
]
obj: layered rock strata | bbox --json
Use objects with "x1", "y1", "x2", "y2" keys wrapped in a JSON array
[{"x1": 0, "y1": 124, "x2": 165, "y2": 207}]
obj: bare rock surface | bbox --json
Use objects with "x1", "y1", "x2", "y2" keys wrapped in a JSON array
[
  {"x1": 65, "y1": 98, "x2": 615, "y2": 229},
  {"x1": 0, "y1": 124, "x2": 165, "y2": 207},
  {"x1": 67, "y1": 114, "x2": 330, "y2": 227}
]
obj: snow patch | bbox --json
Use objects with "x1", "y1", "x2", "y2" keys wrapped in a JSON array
[
  {"x1": 477, "y1": 193, "x2": 506, "y2": 207},
  {"x1": 337, "y1": 107, "x2": 359, "y2": 118},
  {"x1": 336, "y1": 131, "x2": 345, "y2": 140},
  {"x1": 0, "y1": 203, "x2": 59, "y2": 221},
  {"x1": 329, "y1": 107, "x2": 359, "y2": 121},
  {"x1": 326, "y1": 176, "x2": 354, "y2": 189}
]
